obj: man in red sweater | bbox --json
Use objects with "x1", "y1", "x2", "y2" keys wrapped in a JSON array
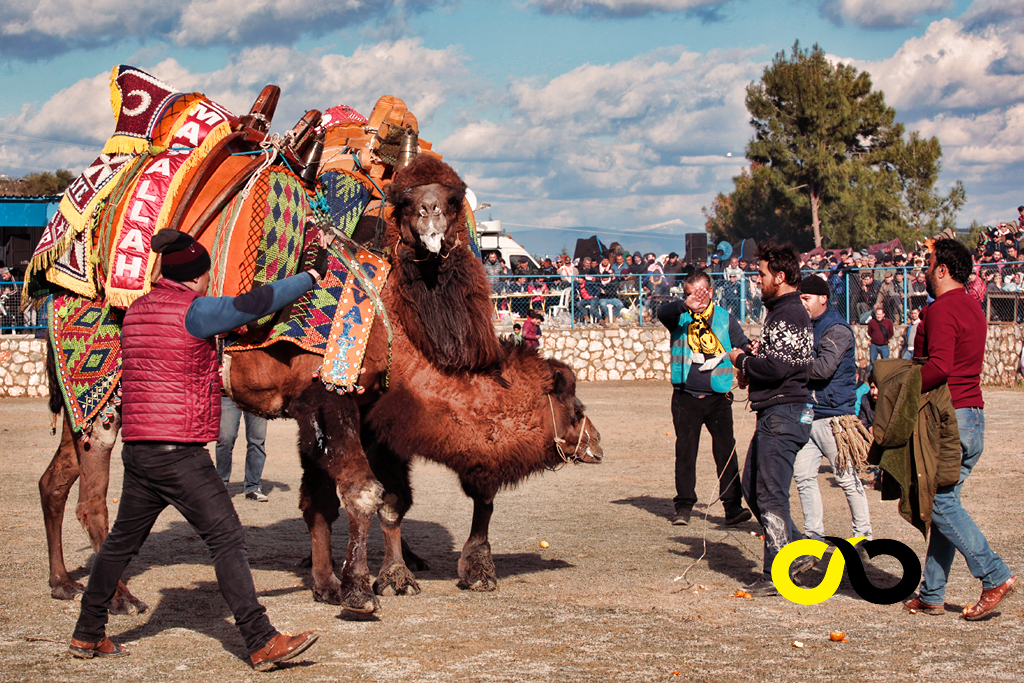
[
  {"x1": 866, "y1": 306, "x2": 893, "y2": 366},
  {"x1": 905, "y1": 238, "x2": 1017, "y2": 620}
]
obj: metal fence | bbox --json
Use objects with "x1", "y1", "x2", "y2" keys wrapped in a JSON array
[
  {"x1": 6, "y1": 263, "x2": 1024, "y2": 335},
  {"x1": 0, "y1": 282, "x2": 47, "y2": 335}
]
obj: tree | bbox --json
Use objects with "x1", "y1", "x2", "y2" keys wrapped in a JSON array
[
  {"x1": 706, "y1": 42, "x2": 965, "y2": 251},
  {"x1": 0, "y1": 170, "x2": 73, "y2": 196}
]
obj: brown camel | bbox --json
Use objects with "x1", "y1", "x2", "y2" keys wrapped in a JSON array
[{"x1": 39, "y1": 154, "x2": 601, "y2": 618}]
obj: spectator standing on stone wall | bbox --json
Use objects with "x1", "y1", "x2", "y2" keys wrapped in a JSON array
[{"x1": 867, "y1": 306, "x2": 894, "y2": 365}]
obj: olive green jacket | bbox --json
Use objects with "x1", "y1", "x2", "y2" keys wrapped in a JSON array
[{"x1": 868, "y1": 358, "x2": 961, "y2": 537}]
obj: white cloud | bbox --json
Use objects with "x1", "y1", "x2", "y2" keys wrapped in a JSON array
[
  {"x1": 528, "y1": 0, "x2": 730, "y2": 19},
  {"x1": 845, "y1": 17, "x2": 1024, "y2": 225},
  {"x1": 0, "y1": 39, "x2": 468, "y2": 176},
  {"x1": 818, "y1": 0, "x2": 951, "y2": 29},
  {"x1": 850, "y1": 19, "x2": 1024, "y2": 114},
  {"x1": 442, "y1": 46, "x2": 763, "y2": 232},
  {"x1": 960, "y1": 0, "x2": 1024, "y2": 31},
  {"x1": 0, "y1": 0, "x2": 435, "y2": 58}
]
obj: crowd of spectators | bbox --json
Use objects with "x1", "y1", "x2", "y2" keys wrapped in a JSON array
[{"x1": 482, "y1": 209, "x2": 1024, "y2": 327}]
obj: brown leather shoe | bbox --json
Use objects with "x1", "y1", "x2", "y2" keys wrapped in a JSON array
[
  {"x1": 903, "y1": 596, "x2": 944, "y2": 615},
  {"x1": 250, "y1": 631, "x2": 318, "y2": 671},
  {"x1": 69, "y1": 637, "x2": 129, "y2": 659},
  {"x1": 962, "y1": 575, "x2": 1017, "y2": 621}
]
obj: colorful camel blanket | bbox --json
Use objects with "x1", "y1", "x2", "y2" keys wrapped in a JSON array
[
  {"x1": 228, "y1": 245, "x2": 389, "y2": 391},
  {"x1": 48, "y1": 293, "x2": 123, "y2": 434},
  {"x1": 27, "y1": 65, "x2": 235, "y2": 305}
]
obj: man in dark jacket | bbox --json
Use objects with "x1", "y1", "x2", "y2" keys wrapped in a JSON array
[
  {"x1": 792, "y1": 276, "x2": 872, "y2": 544},
  {"x1": 70, "y1": 231, "x2": 322, "y2": 669},
  {"x1": 658, "y1": 270, "x2": 753, "y2": 527},
  {"x1": 728, "y1": 240, "x2": 814, "y2": 596},
  {"x1": 904, "y1": 238, "x2": 1017, "y2": 620}
]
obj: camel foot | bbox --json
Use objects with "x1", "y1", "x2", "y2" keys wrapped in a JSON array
[
  {"x1": 109, "y1": 586, "x2": 148, "y2": 616},
  {"x1": 373, "y1": 565, "x2": 422, "y2": 597},
  {"x1": 457, "y1": 573, "x2": 498, "y2": 591},
  {"x1": 340, "y1": 582, "x2": 380, "y2": 614},
  {"x1": 50, "y1": 579, "x2": 85, "y2": 601},
  {"x1": 311, "y1": 573, "x2": 345, "y2": 606},
  {"x1": 457, "y1": 544, "x2": 498, "y2": 592}
]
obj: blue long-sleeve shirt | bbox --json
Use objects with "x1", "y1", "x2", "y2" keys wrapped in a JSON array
[{"x1": 184, "y1": 272, "x2": 316, "y2": 339}]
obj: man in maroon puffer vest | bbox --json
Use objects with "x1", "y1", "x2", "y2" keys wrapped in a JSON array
[{"x1": 70, "y1": 230, "x2": 325, "y2": 670}]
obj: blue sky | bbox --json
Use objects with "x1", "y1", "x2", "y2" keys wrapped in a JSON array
[{"x1": 2, "y1": 0, "x2": 1022, "y2": 256}]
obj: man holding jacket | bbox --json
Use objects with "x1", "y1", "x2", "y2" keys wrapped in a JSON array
[{"x1": 904, "y1": 238, "x2": 1017, "y2": 620}]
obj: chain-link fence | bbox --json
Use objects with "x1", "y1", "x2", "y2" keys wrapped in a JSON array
[{"x1": 0, "y1": 282, "x2": 47, "y2": 335}]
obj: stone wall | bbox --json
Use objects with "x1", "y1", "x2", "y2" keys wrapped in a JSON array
[
  {"x1": 536, "y1": 322, "x2": 1024, "y2": 387},
  {"x1": 3, "y1": 323, "x2": 1023, "y2": 397},
  {"x1": 0, "y1": 336, "x2": 49, "y2": 398}
]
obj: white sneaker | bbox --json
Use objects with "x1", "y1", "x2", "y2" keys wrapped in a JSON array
[{"x1": 245, "y1": 489, "x2": 269, "y2": 502}]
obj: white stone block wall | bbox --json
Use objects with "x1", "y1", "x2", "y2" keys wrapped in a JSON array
[
  {"x1": 0, "y1": 335, "x2": 49, "y2": 398},
  {"x1": 3, "y1": 323, "x2": 1023, "y2": 397}
]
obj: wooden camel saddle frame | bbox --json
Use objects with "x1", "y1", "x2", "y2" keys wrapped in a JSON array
[
  {"x1": 162, "y1": 90, "x2": 444, "y2": 265},
  {"x1": 161, "y1": 85, "x2": 323, "y2": 247}
]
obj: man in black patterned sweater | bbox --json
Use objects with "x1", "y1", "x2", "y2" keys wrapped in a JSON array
[{"x1": 728, "y1": 240, "x2": 814, "y2": 596}]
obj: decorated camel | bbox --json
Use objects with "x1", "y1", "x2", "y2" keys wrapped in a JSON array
[{"x1": 33, "y1": 66, "x2": 602, "y2": 617}]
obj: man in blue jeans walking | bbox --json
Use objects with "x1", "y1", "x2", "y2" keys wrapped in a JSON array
[
  {"x1": 904, "y1": 238, "x2": 1017, "y2": 619},
  {"x1": 728, "y1": 240, "x2": 815, "y2": 597},
  {"x1": 217, "y1": 395, "x2": 270, "y2": 501}
]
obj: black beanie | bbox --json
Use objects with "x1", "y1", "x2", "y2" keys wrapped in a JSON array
[
  {"x1": 152, "y1": 230, "x2": 210, "y2": 282},
  {"x1": 799, "y1": 275, "x2": 830, "y2": 296}
]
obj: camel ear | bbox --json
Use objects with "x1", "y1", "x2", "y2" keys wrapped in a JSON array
[{"x1": 547, "y1": 359, "x2": 577, "y2": 398}]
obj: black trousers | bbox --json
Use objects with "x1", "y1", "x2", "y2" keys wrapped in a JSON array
[
  {"x1": 670, "y1": 389, "x2": 744, "y2": 514},
  {"x1": 73, "y1": 442, "x2": 277, "y2": 654}
]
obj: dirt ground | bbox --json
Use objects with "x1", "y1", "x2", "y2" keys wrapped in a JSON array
[{"x1": 0, "y1": 382, "x2": 1022, "y2": 683}]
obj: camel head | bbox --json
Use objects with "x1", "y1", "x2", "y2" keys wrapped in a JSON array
[
  {"x1": 546, "y1": 358, "x2": 603, "y2": 465},
  {"x1": 387, "y1": 155, "x2": 466, "y2": 257}
]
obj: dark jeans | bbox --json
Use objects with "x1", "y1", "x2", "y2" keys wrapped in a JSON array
[
  {"x1": 741, "y1": 402, "x2": 812, "y2": 575},
  {"x1": 670, "y1": 389, "x2": 744, "y2": 515},
  {"x1": 73, "y1": 442, "x2": 277, "y2": 654}
]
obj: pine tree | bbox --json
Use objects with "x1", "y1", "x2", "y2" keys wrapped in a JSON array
[{"x1": 705, "y1": 42, "x2": 964, "y2": 251}]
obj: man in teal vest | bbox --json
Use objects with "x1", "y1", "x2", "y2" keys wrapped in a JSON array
[{"x1": 658, "y1": 270, "x2": 754, "y2": 526}]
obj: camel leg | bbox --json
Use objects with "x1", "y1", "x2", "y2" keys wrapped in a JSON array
[
  {"x1": 457, "y1": 486, "x2": 498, "y2": 591},
  {"x1": 73, "y1": 414, "x2": 148, "y2": 616},
  {"x1": 293, "y1": 389, "x2": 381, "y2": 614},
  {"x1": 298, "y1": 447, "x2": 344, "y2": 605},
  {"x1": 367, "y1": 439, "x2": 422, "y2": 597},
  {"x1": 39, "y1": 417, "x2": 83, "y2": 600}
]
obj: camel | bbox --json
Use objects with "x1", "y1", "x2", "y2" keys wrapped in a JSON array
[{"x1": 39, "y1": 152, "x2": 602, "y2": 617}]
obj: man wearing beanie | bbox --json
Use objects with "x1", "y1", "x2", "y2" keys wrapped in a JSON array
[
  {"x1": 792, "y1": 275, "x2": 872, "y2": 551},
  {"x1": 70, "y1": 229, "x2": 328, "y2": 670}
]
